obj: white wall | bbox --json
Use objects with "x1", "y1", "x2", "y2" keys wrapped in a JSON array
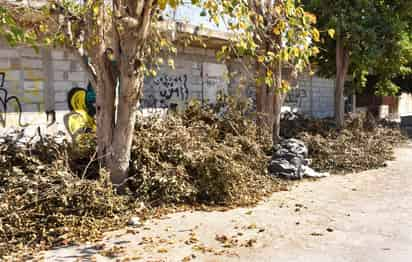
[{"x1": 398, "y1": 93, "x2": 412, "y2": 117}]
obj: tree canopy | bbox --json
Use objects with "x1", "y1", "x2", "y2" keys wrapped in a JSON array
[
  {"x1": 203, "y1": 0, "x2": 319, "y2": 140},
  {"x1": 304, "y1": 0, "x2": 412, "y2": 95}
]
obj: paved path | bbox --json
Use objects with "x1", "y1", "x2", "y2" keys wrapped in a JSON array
[{"x1": 44, "y1": 143, "x2": 412, "y2": 262}]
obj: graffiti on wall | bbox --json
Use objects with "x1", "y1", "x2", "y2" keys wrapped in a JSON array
[
  {"x1": 63, "y1": 82, "x2": 96, "y2": 138},
  {"x1": 0, "y1": 72, "x2": 27, "y2": 127},
  {"x1": 285, "y1": 88, "x2": 307, "y2": 108},
  {"x1": 141, "y1": 74, "x2": 188, "y2": 109}
]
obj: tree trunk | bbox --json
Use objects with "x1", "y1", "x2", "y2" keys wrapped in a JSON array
[
  {"x1": 273, "y1": 92, "x2": 286, "y2": 144},
  {"x1": 93, "y1": 62, "x2": 143, "y2": 187},
  {"x1": 93, "y1": 0, "x2": 153, "y2": 186},
  {"x1": 255, "y1": 61, "x2": 286, "y2": 144},
  {"x1": 256, "y1": 83, "x2": 275, "y2": 132},
  {"x1": 335, "y1": 35, "x2": 350, "y2": 128},
  {"x1": 256, "y1": 63, "x2": 275, "y2": 135},
  {"x1": 108, "y1": 69, "x2": 143, "y2": 186},
  {"x1": 91, "y1": 46, "x2": 144, "y2": 187},
  {"x1": 53, "y1": 0, "x2": 155, "y2": 187},
  {"x1": 95, "y1": 73, "x2": 116, "y2": 167},
  {"x1": 272, "y1": 60, "x2": 284, "y2": 144}
]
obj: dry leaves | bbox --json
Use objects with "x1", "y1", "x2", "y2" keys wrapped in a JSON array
[
  {"x1": 281, "y1": 113, "x2": 406, "y2": 173},
  {"x1": 0, "y1": 99, "x2": 280, "y2": 258}
]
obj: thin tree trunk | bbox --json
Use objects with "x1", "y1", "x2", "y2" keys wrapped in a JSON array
[
  {"x1": 352, "y1": 94, "x2": 356, "y2": 113},
  {"x1": 272, "y1": 60, "x2": 284, "y2": 144},
  {"x1": 335, "y1": 35, "x2": 350, "y2": 129},
  {"x1": 93, "y1": 2, "x2": 117, "y2": 169},
  {"x1": 335, "y1": 72, "x2": 345, "y2": 128},
  {"x1": 272, "y1": 92, "x2": 283, "y2": 144}
]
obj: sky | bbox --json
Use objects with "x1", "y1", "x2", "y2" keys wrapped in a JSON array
[{"x1": 164, "y1": 2, "x2": 227, "y2": 31}]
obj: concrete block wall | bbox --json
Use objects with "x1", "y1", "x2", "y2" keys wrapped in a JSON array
[
  {"x1": 0, "y1": 41, "x2": 335, "y2": 136},
  {"x1": 282, "y1": 75, "x2": 334, "y2": 118},
  {"x1": 141, "y1": 47, "x2": 228, "y2": 111},
  {"x1": 0, "y1": 45, "x2": 47, "y2": 131},
  {"x1": 0, "y1": 44, "x2": 229, "y2": 135},
  {"x1": 225, "y1": 63, "x2": 336, "y2": 118},
  {"x1": 0, "y1": 43, "x2": 89, "y2": 135},
  {"x1": 51, "y1": 50, "x2": 88, "y2": 110}
]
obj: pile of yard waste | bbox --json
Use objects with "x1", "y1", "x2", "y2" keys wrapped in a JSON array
[
  {"x1": 280, "y1": 112, "x2": 406, "y2": 173},
  {"x1": 0, "y1": 98, "x2": 281, "y2": 258},
  {"x1": 1, "y1": 100, "x2": 405, "y2": 258},
  {"x1": 128, "y1": 100, "x2": 277, "y2": 205},
  {"x1": 0, "y1": 135, "x2": 132, "y2": 258}
]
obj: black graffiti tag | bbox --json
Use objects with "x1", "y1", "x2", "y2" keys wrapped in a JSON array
[
  {"x1": 0, "y1": 72, "x2": 26, "y2": 127},
  {"x1": 152, "y1": 75, "x2": 189, "y2": 107}
]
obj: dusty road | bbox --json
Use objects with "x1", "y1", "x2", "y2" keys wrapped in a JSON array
[{"x1": 44, "y1": 143, "x2": 412, "y2": 262}]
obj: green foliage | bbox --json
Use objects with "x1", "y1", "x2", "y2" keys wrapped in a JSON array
[
  {"x1": 203, "y1": 0, "x2": 318, "y2": 89},
  {"x1": 375, "y1": 79, "x2": 400, "y2": 96},
  {"x1": 0, "y1": 7, "x2": 36, "y2": 48},
  {"x1": 304, "y1": 0, "x2": 412, "y2": 94}
]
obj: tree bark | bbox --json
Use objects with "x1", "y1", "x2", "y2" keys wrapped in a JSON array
[
  {"x1": 42, "y1": 0, "x2": 155, "y2": 187},
  {"x1": 256, "y1": 83, "x2": 275, "y2": 132},
  {"x1": 255, "y1": 62, "x2": 286, "y2": 144},
  {"x1": 95, "y1": 0, "x2": 153, "y2": 186},
  {"x1": 108, "y1": 66, "x2": 143, "y2": 186},
  {"x1": 272, "y1": 60, "x2": 285, "y2": 144},
  {"x1": 95, "y1": 70, "x2": 116, "y2": 167},
  {"x1": 335, "y1": 35, "x2": 350, "y2": 129},
  {"x1": 256, "y1": 64, "x2": 275, "y2": 133},
  {"x1": 272, "y1": 92, "x2": 283, "y2": 144}
]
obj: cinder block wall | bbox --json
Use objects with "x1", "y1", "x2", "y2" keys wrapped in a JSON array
[
  {"x1": 142, "y1": 47, "x2": 228, "y2": 111},
  {"x1": 0, "y1": 42, "x2": 335, "y2": 136},
  {"x1": 226, "y1": 62, "x2": 336, "y2": 118},
  {"x1": 0, "y1": 44, "x2": 229, "y2": 135},
  {"x1": 296, "y1": 76, "x2": 335, "y2": 118},
  {"x1": 0, "y1": 42, "x2": 89, "y2": 136}
]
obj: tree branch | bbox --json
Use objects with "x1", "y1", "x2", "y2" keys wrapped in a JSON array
[{"x1": 136, "y1": 0, "x2": 154, "y2": 40}]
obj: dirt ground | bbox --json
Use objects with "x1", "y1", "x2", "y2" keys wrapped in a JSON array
[{"x1": 43, "y1": 142, "x2": 412, "y2": 262}]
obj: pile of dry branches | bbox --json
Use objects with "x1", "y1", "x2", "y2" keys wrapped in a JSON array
[
  {"x1": 128, "y1": 99, "x2": 278, "y2": 205},
  {"x1": 0, "y1": 98, "x2": 280, "y2": 258},
  {"x1": 0, "y1": 136, "x2": 132, "y2": 258},
  {"x1": 281, "y1": 113, "x2": 406, "y2": 173},
  {"x1": 1, "y1": 100, "x2": 405, "y2": 258}
]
